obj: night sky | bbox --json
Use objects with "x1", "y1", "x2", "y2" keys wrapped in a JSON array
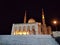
[{"x1": 0, "y1": 0, "x2": 60, "y2": 34}]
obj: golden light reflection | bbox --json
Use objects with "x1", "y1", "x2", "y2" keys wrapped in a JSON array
[
  {"x1": 14, "y1": 31, "x2": 29, "y2": 35},
  {"x1": 42, "y1": 15, "x2": 44, "y2": 19},
  {"x1": 19, "y1": 32, "x2": 22, "y2": 35},
  {"x1": 22, "y1": 31, "x2": 27, "y2": 35}
]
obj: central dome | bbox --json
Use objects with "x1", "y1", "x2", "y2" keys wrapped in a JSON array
[{"x1": 28, "y1": 18, "x2": 36, "y2": 23}]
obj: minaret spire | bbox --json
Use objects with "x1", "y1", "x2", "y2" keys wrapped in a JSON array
[
  {"x1": 42, "y1": 8, "x2": 45, "y2": 25},
  {"x1": 42, "y1": 8, "x2": 47, "y2": 34},
  {"x1": 24, "y1": 11, "x2": 26, "y2": 23}
]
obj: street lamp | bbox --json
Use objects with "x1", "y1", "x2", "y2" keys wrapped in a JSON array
[
  {"x1": 53, "y1": 21, "x2": 57, "y2": 25},
  {"x1": 53, "y1": 20, "x2": 57, "y2": 31}
]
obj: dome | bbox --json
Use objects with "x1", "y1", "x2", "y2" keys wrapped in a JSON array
[{"x1": 28, "y1": 18, "x2": 36, "y2": 23}]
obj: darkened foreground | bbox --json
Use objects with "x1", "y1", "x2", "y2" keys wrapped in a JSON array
[
  {"x1": 0, "y1": 35, "x2": 59, "y2": 45},
  {"x1": 55, "y1": 37, "x2": 60, "y2": 45}
]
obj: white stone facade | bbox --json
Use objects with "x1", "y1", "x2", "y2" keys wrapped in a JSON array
[{"x1": 11, "y1": 22, "x2": 41, "y2": 35}]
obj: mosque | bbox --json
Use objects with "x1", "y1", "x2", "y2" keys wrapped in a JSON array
[{"x1": 11, "y1": 8, "x2": 52, "y2": 35}]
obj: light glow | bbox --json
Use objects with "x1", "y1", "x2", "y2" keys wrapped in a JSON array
[
  {"x1": 26, "y1": 31, "x2": 29, "y2": 35},
  {"x1": 28, "y1": 18, "x2": 36, "y2": 23},
  {"x1": 42, "y1": 15, "x2": 44, "y2": 19},
  {"x1": 14, "y1": 31, "x2": 29, "y2": 35},
  {"x1": 22, "y1": 31, "x2": 27, "y2": 35},
  {"x1": 53, "y1": 20, "x2": 57, "y2": 24}
]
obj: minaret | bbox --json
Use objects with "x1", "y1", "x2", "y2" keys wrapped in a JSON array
[
  {"x1": 24, "y1": 11, "x2": 26, "y2": 23},
  {"x1": 41, "y1": 8, "x2": 47, "y2": 34},
  {"x1": 42, "y1": 8, "x2": 45, "y2": 25}
]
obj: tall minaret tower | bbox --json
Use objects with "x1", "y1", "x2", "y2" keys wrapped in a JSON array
[
  {"x1": 42, "y1": 8, "x2": 45, "y2": 25},
  {"x1": 24, "y1": 11, "x2": 26, "y2": 23},
  {"x1": 42, "y1": 8, "x2": 47, "y2": 34}
]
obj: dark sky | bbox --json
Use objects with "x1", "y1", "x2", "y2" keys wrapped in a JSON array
[{"x1": 0, "y1": 0, "x2": 60, "y2": 34}]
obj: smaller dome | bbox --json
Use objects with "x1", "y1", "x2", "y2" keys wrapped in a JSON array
[{"x1": 28, "y1": 18, "x2": 36, "y2": 23}]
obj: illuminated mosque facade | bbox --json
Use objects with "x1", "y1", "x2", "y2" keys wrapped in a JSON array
[{"x1": 11, "y1": 8, "x2": 52, "y2": 35}]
